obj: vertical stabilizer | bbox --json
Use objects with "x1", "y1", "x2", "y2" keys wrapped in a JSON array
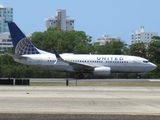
[{"x1": 8, "y1": 22, "x2": 40, "y2": 55}]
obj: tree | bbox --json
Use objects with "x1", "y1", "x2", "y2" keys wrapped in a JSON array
[
  {"x1": 148, "y1": 36, "x2": 160, "y2": 63},
  {"x1": 129, "y1": 43, "x2": 146, "y2": 58},
  {"x1": 143, "y1": 36, "x2": 160, "y2": 78},
  {"x1": 30, "y1": 28, "x2": 93, "y2": 54},
  {"x1": 94, "y1": 40, "x2": 127, "y2": 54}
]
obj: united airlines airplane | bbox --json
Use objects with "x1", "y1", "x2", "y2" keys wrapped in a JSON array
[{"x1": 7, "y1": 22, "x2": 157, "y2": 78}]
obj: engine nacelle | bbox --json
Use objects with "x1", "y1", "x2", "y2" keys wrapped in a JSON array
[{"x1": 93, "y1": 67, "x2": 111, "y2": 76}]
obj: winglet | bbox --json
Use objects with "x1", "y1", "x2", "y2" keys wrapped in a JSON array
[
  {"x1": 53, "y1": 48, "x2": 61, "y2": 58},
  {"x1": 53, "y1": 48, "x2": 66, "y2": 63}
]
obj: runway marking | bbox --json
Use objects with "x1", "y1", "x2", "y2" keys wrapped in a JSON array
[{"x1": 148, "y1": 79, "x2": 160, "y2": 82}]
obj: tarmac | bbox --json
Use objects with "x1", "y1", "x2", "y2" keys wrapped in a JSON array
[
  {"x1": 0, "y1": 86, "x2": 160, "y2": 119},
  {"x1": 30, "y1": 78, "x2": 160, "y2": 82}
]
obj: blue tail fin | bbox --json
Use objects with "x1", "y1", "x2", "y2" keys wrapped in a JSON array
[{"x1": 8, "y1": 22, "x2": 40, "y2": 55}]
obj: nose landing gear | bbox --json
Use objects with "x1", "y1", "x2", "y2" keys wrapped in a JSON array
[{"x1": 137, "y1": 75, "x2": 141, "y2": 79}]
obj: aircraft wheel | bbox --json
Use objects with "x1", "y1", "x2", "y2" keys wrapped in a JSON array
[{"x1": 137, "y1": 75, "x2": 141, "y2": 79}]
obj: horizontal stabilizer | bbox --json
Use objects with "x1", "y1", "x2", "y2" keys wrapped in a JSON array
[{"x1": 5, "y1": 52, "x2": 26, "y2": 59}]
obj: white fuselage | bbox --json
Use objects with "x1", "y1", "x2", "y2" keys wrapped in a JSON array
[{"x1": 13, "y1": 53, "x2": 156, "y2": 74}]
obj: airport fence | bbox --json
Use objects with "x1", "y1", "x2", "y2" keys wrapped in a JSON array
[{"x1": 0, "y1": 78, "x2": 30, "y2": 85}]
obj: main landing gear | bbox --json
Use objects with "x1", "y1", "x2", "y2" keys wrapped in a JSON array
[{"x1": 137, "y1": 75, "x2": 141, "y2": 79}]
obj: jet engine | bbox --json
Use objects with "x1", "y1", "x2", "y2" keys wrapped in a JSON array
[{"x1": 93, "y1": 67, "x2": 111, "y2": 76}]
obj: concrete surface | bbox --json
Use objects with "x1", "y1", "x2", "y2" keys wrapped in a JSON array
[
  {"x1": 30, "y1": 78, "x2": 160, "y2": 82},
  {"x1": 0, "y1": 113, "x2": 159, "y2": 120},
  {"x1": 0, "y1": 86, "x2": 160, "y2": 115}
]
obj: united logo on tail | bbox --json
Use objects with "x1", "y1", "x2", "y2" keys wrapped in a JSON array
[{"x1": 15, "y1": 37, "x2": 40, "y2": 55}]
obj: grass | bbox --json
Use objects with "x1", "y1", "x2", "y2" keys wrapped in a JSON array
[{"x1": 30, "y1": 81, "x2": 160, "y2": 87}]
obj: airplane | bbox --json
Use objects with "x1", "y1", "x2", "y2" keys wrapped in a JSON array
[{"x1": 6, "y1": 22, "x2": 157, "y2": 79}]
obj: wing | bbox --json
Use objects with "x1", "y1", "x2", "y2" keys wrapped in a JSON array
[
  {"x1": 53, "y1": 48, "x2": 94, "y2": 72},
  {"x1": 66, "y1": 60, "x2": 94, "y2": 71}
]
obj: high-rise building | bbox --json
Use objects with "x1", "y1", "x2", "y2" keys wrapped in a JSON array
[
  {"x1": 0, "y1": 4, "x2": 13, "y2": 33},
  {"x1": 94, "y1": 34, "x2": 120, "y2": 45},
  {"x1": 131, "y1": 26, "x2": 158, "y2": 47},
  {"x1": 0, "y1": 4, "x2": 13, "y2": 51},
  {"x1": 45, "y1": 9, "x2": 74, "y2": 31}
]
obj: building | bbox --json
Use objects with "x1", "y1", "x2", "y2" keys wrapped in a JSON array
[
  {"x1": 94, "y1": 34, "x2": 120, "y2": 45},
  {"x1": 0, "y1": 32, "x2": 12, "y2": 51},
  {"x1": 131, "y1": 26, "x2": 158, "y2": 47},
  {"x1": 0, "y1": 4, "x2": 13, "y2": 33},
  {"x1": 0, "y1": 4, "x2": 13, "y2": 52},
  {"x1": 45, "y1": 9, "x2": 74, "y2": 31}
]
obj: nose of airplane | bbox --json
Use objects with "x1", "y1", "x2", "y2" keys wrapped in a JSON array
[{"x1": 150, "y1": 63, "x2": 157, "y2": 71}]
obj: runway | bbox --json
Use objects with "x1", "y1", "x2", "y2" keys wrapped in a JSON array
[
  {"x1": 30, "y1": 78, "x2": 160, "y2": 82},
  {"x1": 0, "y1": 86, "x2": 160, "y2": 119},
  {"x1": 0, "y1": 86, "x2": 160, "y2": 114}
]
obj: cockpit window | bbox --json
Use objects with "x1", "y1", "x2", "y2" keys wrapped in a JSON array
[{"x1": 143, "y1": 61, "x2": 149, "y2": 63}]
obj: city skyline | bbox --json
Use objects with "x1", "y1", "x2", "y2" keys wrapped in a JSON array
[{"x1": 1, "y1": 0, "x2": 160, "y2": 45}]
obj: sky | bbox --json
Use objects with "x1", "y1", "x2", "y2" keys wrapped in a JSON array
[{"x1": 1, "y1": 0, "x2": 160, "y2": 45}]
